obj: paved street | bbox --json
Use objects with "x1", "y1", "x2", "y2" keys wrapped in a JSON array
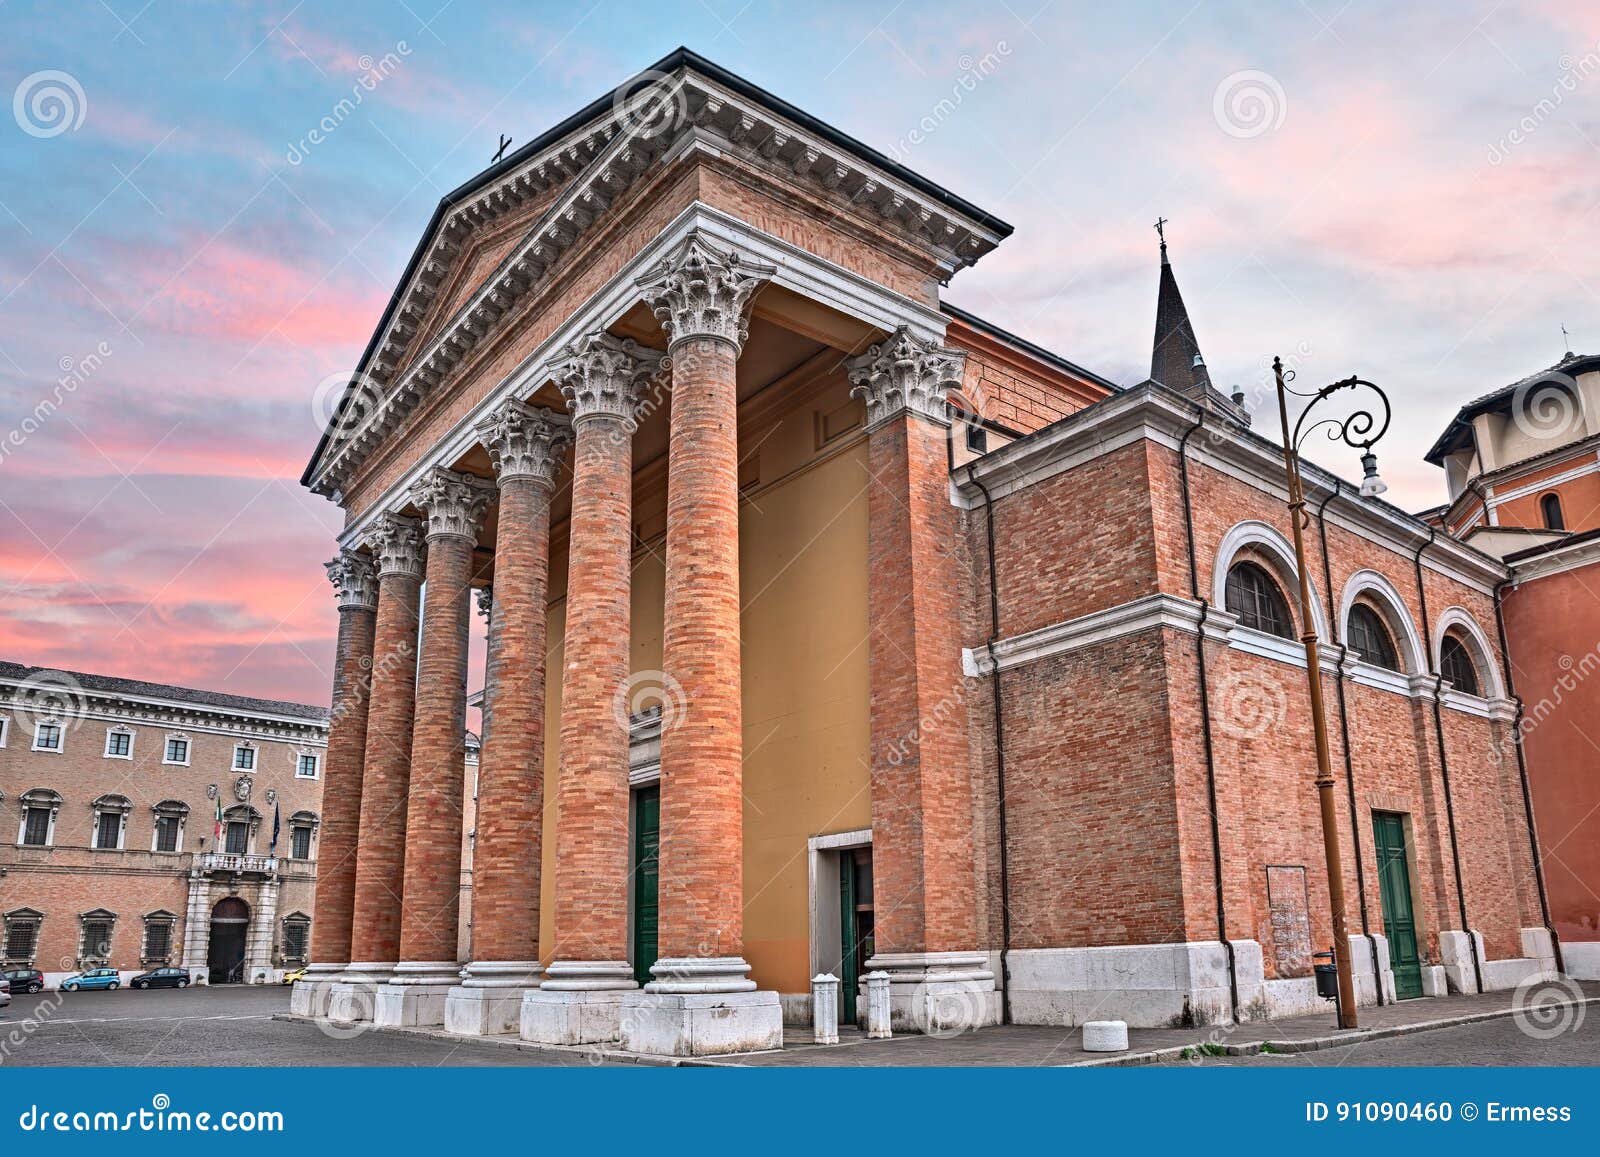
[{"x1": 1188, "y1": 1015, "x2": 1600, "y2": 1067}]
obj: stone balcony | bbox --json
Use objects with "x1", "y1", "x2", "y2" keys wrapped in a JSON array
[{"x1": 196, "y1": 851, "x2": 278, "y2": 876}]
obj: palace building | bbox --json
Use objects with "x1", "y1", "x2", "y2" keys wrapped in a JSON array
[
  {"x1": 0, "y1": 662, "x2": 328, "y2": 986},
  {"x1": 294, "y1": 48, "x2": 1561, "y2": 1056}
]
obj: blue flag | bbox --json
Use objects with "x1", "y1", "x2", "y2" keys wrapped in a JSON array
[{"x1": 270, "y1": 801, "x2": 281, "y2": 853}]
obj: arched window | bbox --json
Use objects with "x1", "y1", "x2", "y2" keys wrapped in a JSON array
[
  {"x1": 1541, "y1": 492, "x2": 1565, "y2": 531},
  {"x1": 1347, "y1": 604, "x2": 1401, "y2": 670},
  {"x1": 1440, "y1": 633, "x2": 1480, "y2": 695},
  {"x1": 1225, "y1": 561, "x2": 1295, "y2": 638}
]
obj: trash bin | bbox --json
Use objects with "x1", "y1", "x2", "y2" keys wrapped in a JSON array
[{"x1": 1313, "y1": 949, "x2": 1339, "y2": 1000}]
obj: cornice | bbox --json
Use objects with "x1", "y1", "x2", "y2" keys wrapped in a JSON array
[{"x1": 0, "y1": 681, "x2": 329, "y2": 741}]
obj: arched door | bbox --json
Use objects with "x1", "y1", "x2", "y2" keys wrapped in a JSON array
[{"x1": 207, "y1": 896, "x2": 251, "y2": 984}]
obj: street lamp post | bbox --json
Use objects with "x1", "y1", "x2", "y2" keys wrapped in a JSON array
[{"x1": 1271, "y1": 356, "x2": 1391, "y2": 1030}]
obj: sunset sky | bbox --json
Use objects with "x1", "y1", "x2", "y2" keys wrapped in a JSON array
[{"x1": 2, "y1": 0, "x2": 1597, "y2": 707}]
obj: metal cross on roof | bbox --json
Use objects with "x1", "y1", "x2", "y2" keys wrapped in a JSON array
[
  {"x1": 1154, "y1": 216, "x2": 1168, "y2": 245},
  {"x1": 492, "y1": 134, "x2": 512, "y2": 163}
]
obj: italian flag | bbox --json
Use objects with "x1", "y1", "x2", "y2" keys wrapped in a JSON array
[{"x1": 214, "y1": 796, "x2": 224, "y2": 846}]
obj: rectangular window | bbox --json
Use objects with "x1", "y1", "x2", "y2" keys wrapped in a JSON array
[
  {"x1": 21, "y1": 808, "x2": 51, "y2": 847},
  {"x1": 164, "y1": 737, "x2": 189, "y2": 764},
  {"x1": 143, "y1": 920, "x2": 172, "y2": 962},
  {"x1": 225, "y1": 821, "x2": 249, "y2": 855},
  {"x1": 34, "y1": 722, "x2": 61, "y2": 751},
  {"x1": 282, "y1": 921, "x2": 309, "y2": 960},
  {"x1": 296, "y1": 753, "x2": 319, "y2": 779},
  {"x1": 234, "y1": 746, "x2": 255, "y2": 770},
  {"x1": 105, "y1": 731, "x2": 131, "y2": 757},
  {"x1": 0, "y1": 717, "x2": 8, "y2": 746},
  {"x1": 154, "y1": 815, "x2": 180, "y2": 853},
  {"x1": 290, "y1": 826, "x2": 312, "y2": 860},
  {"x1": 81, "y1": 918, "x2": 114, "y2": 961},
  {"x1": 5, "y1": 918, "x2": 39, "y2": 962},
  {"x1": 94, "y1": 811, "x2": 122, "y2": 850}
]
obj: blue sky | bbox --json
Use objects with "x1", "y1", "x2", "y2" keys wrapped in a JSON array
[{"x1": 1, "y1": 0, "x2": 1597, "y2": 700}]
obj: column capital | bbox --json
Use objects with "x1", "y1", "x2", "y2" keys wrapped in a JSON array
[
  {"x1": 476, "y1": 585, "x2": 493, "y2": 621},
  {"x1": 845, "y1": 325, "x2": 966, "y2": 429},
  {"x1": 556, "y1": 331, "x2": 663, "y2": 431},
  {"x1": 363, "y1": 513, "x2": 426, "y2": 579},
  {"x1": 409, "y1": 467, "x2": 495, "y2": 543},
  {"x1": 477, "y1": 399, "x2": 572, "y2": 486},
  {"x1": 325, "y1": 550, "x2": 378, "y2": 611},
  {"x1": 635, "y1": 232, "x2": 774, "y2": 354}
]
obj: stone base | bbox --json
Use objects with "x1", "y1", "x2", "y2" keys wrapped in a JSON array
[
  {"x1": 1561, "y1": 939, "x2": 1600, "y2": 981},
  {"x1": 521, "y1": 988, "x2": 636, "y2": 1045},
  {"x1": 289, "y1": 963, "x2": 344, "y2": 1018},
  {"x1": 443, "y1": 961, "x2": 542, "y2": 1036},
  {"x1": 371, "y1": 961, "x2": 461, "y2": 1028},
  {"x1": 864, "y1": 951, "x2": 1000, "y2": 1035},
  {"x1": 619, "y1": 989, "x2": 784, "y2": 1057}
]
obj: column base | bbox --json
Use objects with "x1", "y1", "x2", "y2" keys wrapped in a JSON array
[
  {"x1": 519, "y1": 960, "x2": 635, "y2": 1045},
  {"x1": 865, "y1": 951, "x2": 999, "y2": 1036},
  {"x1": 326, "y1": 962, "x2": 394, "y2": 1024},
  {"x1": 290, "y1": 962, "x2": 346, "y2": 1018},
  {"x1": 444, "y1": 961, "x2": 542, "y2": 1037},
  {"x1": 372, "y1": 961, "x2": 462, "y2": 1029},
  {"x1": 619, "y1": 956, "x2": 782, "y2": 1056}
]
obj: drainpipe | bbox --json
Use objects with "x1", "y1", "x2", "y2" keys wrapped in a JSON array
[
  {"x1": 1412, "y1": 527, "x2": 1484, "y2": 993},
  {"x1": 1314, "y1": 480, "x2": 1384, "y2": 1004},
  {"x1": 967, "y1": 465, "x2": 1013, "y2": 1026},
  {"x1": 1176, "y1": 409, "x2": 1240, "y2": 1022}
]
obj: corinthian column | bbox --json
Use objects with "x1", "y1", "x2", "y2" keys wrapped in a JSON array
[
  {"x1": 520, "y1": 331, "x2": 661, "y2": 1047},
  {"x1": 445, "y1": 402, "x2": 571, "y2": 1036},
  {"x1": 846, "y1": 325, "x2": 995, "y2": 1034},
  {"x1": 619, "y1": 231, "x2": 783, "y2": 1056},
  {"x1": 373, "y1": 467, "x2": 493, "y2": 1029},
  {"x1": 293, "y1": 550, "x2": 378, "y2": 1018},
  {"x1": 330, "y1": 514, "x2": 424, "y2": 1024}
]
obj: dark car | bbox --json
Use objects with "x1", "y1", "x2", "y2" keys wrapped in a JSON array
[
  {"x1": 3, "y1": 968, "x2": 44, "y2": 995},
  {"x1": 1, "y1": 977, "x2": 10, "y2": 1009},
  {"x1": 131, "y1": 967, "x2": 191, "y2": 990}
]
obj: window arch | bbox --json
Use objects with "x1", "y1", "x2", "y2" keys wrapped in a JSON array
[
  {"x1": 1348, "y1": 604, "x2": 1401, "y2": 671},
  {"x1": 1541, "y1": 492, "x2": 1566, "y2": 531},
  {"x1": 1225, "y1": 560, "x2": 1295, "y2": 638},
  {"x1": 1431, "y1": 607, "x2": 1504, "y2": 700},
  {"x1": 1212, "y1": 520, "x2": 1328, "y2": 642},
  {"x1": 1439, "y1": 634, "x2": 1480, "y2": 695},
  {"x1": 1337, "y1": 570, "x2": 1425, "y2": 676}
]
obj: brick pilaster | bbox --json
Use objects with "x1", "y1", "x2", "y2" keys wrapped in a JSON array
[
  {"x1": 398, "y1": 467, "x2": 493, "y2": 968},
  {"x1": 349, "y1": 514, "x2": 425, "y2": 968},
  {"x1": 310, "y1": 551, "x2": 378, "y2": 967}
]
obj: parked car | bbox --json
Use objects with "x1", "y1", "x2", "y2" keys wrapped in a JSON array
[
  {"x1": 1, "y1": 977, "x2": 10, "y2": 1009},
  {"x1": 3, "y1": 968, "x2": 44, "y2": 995},
  {"x1": 131, "y1": 967, "x2": 191, "y2": 990},
  {"x1": 281, "y1": 967, "x2": 307, "y2": 986},
  {"x1": 60, "y1": 968, "x2": 121, "y2": 991}
]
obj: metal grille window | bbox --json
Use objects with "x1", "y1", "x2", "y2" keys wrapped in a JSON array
[
  {"x1": 290, "y1": 826, "x2": 312, "y2": 860},
  {"x1": 94, "y1": 811, "x2": 122, "y2": 850},
  {"x1": 80, "y1": 913, "x2": 115, "y2": 962},
  {"x1": 142, "y1": 917, "x2": 173, "y2": 962},
  {"x1": 1224, "y1": 561, "x2": 1295, "y2": 639},
  {"x1": 1347, "y1": 604, "x2": 1401, "y2": 671},
  {"x1": 21, "y1": 807, "x2": 51, "y2": 846},
  {"x1": 1440, "y1": 634, "x2": 1480, "y2": 696},
  {"x1": 4, "y1": 912, "x2": 41, "y2": 962},
  {"x1": 281, "y1": 917, "x2": 310, "y2": 961}
]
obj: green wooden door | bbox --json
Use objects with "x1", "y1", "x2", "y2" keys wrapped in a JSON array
[
  {"x1": 1372, "y1": 811, "x2": 1424, "y2": 1000},
  {"x1": 631, "y1": 786, "x2": 660, "y2": 987},
  {"x1": 837, "y1": 849, "x2": 874, "y2": 1025}
]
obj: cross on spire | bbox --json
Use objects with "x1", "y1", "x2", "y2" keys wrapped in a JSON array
[
  {"x1": 1562, "y1": 322, "x2": 1573, "y2": 356},
  {"x1": 1154, "y1": 216, "x2": 1168, "y2": 245}
]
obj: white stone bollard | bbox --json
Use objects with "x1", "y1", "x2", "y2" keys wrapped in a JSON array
[
  {"x1": 1082, "y1": 1020, "x2": 1129, "y2": 1052},
  {"x1": 864, "y1": 971, "x2": 892, "y2": 1039},
  {"x1": 811, "y1": 973, "x2": 840, "y2": 1045}
]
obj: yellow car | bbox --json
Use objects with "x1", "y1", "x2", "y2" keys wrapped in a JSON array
[{"x1": 281, "y1": 967, "x2": 308, "y2": 986}]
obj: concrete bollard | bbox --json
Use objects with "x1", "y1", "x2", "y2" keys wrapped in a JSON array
[
  {"x1": 1082, "y1": 1020, "x2": 1129, "y2": 1052},
  {"x1": 811, "y1": 973, "x2": 840, "y2": 1045},
  {"x1": 864, "y1": 971, "x2": 892, "y2": 1039}
]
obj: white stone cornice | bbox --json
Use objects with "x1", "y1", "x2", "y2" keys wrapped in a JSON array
[
  {"x1": 325, "y1": 551, "x2": 378, "y2": 611},
  {"x1": 477, "y1": 400, "x2": 572, "y2": 486},
  {"x1": 556, "y1": 331, "x2": 664, "y2": 429},
  {"x1": 634, "y1": 231, "x2": 773, "y2": 353},
  {"x1": 846, "y1": 325, "x2": 966, "y2": 429},
  {"x1": 365, "y1": 513, "x2": 427, "y2": 578},
  {"x1": 409, "y1": 467, "x2": 495, "y2": 542}
]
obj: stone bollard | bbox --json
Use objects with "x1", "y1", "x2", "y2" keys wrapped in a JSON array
[
  {"x1": 1082, "y1": 1020, "x2": 1129, "y2": 1052},
  {"x1": 811, "y1": 973, "x2": 840, "y2": 1045},
  {"x1": 864, "y1": 971, "x2": 892, "y2": 1039}
]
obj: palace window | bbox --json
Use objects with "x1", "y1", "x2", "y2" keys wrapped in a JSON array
[
  {"x1": 141, "y1": 912, "x2": 176, "y2": 964},
  {"x1": 288, "y1": 811, "x2": 318, "y2": 861},
  {"x1": 1541, "y1": 493, "x2": 1566, "y2": 531},
  {"x1": 0, "y1": 717, "x2": 8, "y2": 746},
  {"x1": 1347, "y1": 604, "x2": 1401, "y2": 671},
  {"x1": 164, "y1": 736, "x2": 190, "y2": 765},
  {"x1": 104, "y1": 728, "x2": 132, "y2": 759},
  {"x1": 1224, "y1": 560, "x2": 1295, "y2": 639},
  {"x1": 1440, "y1": 633, "x2": 1481, "y2": 695},
  {"x1": 79, "y1": 909, "x2": 116, "y2": 964},
  {"x1": 151, "y1": 801, "x2": 188, "y2": 854},
  {"x1": 281, "y1": 914, "x2": 311, "y2": 963},
  {"x1": 32, "y1": 721, "x2": 63, "y2": 752},
  {"x1": 296, "y1": 752, "x2": 320, "y2": 779},
  {"x1": 225, "y1": 821, "x2": 249, "y2": 855},
  {"x1": 91, "y1": 794, "x2": 132, "y2": 851},
  {"x1": 233, "y1": 743, "x2": 256, "y2": 770},
  {"x1": 18, "y1": 788, "x2": 61, "y2": 847},
  {"x1": 4, "y1": 909, "x2": 42, "y2": 965}
]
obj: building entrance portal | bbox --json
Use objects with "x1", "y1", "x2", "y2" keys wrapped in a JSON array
[{"x1": 207, "y1": 896, "x2": 251, "y2": 984}]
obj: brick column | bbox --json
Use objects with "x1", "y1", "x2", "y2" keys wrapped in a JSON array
[
  {"x1": 846, "y1": 326, "x2": 995, "y2": 1034},
  {"x1": 373, "y1": 466, "x2": 493, "y2": 1029},
  {"x1": 521, "y1": 332, "x2": 661, "y2": 1046},
  {"x1": 292, "y1": 550, "x2": 377, "y2": 1017},
  {"x1": 621, "y1": 232, "x2": 783, "y2": 1055},
  {"x1": 445, "y1": 402, "x2": 571, "y2": 1036}
]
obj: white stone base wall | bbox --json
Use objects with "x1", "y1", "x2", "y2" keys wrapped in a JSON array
[
  {"x1": 1559, "y1": 939, "x2": 1600, "y2": 980},
  {"x1": 1438, "y1": 928, "x2": 1558, "y2": 994}
]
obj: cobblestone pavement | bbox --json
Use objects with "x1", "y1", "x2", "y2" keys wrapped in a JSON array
[{"x1": 1189, "y1": 1016, "x2": 1600, "y2": 1066}]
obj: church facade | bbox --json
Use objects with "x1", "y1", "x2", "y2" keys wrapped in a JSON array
[{"x1": 294, "y1": 49, "x2": 1558, "y2": 1055}]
